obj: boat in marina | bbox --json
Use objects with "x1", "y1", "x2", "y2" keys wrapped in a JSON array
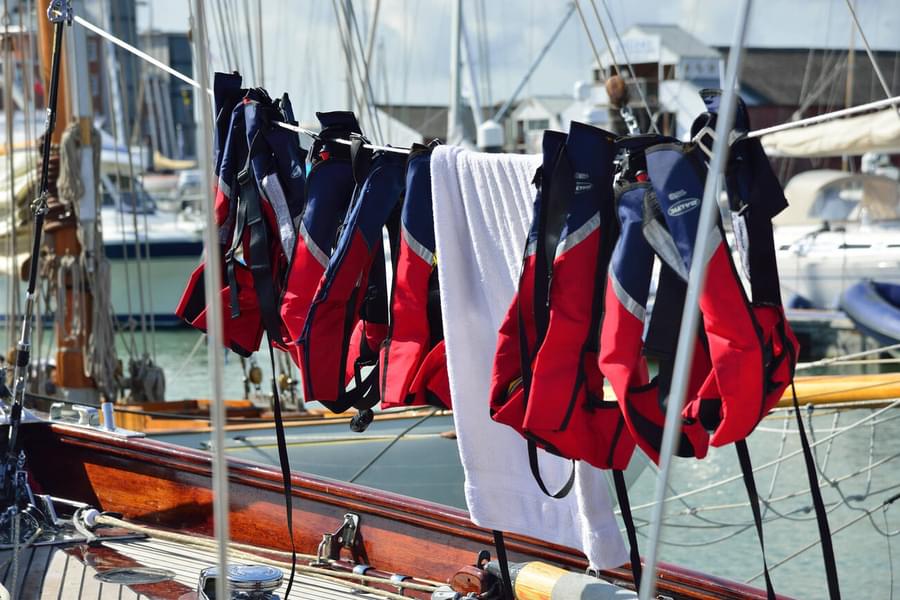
[{"x1": 774, "y1": 169, "x2": 900, "y2": 309}]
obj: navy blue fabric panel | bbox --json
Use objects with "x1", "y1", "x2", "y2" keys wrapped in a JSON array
[
  {"x1": 527, "y1": 131, "x2": 568, "y2": 245},
  {"x1": 302, "y1": 159, "x2": 356, "y2": 254},
  {"x1": 316, "y1": 111, "x2": 361, "y2": 133},
  {"x1": 561, "y1": 121, "x2": 616, "y2": 236},
  {"x1": 217, "y1": 104, "x2": 248, "y2": 192},
  {"x1": 243, "y1": 93, "x2": 277, "y2": 184},
  {"x1": 341, "y1": 153, "x2": 405, "y2": 249},
  {"x1": 645, "y1": 145, "x2": 706, "y2": 271},
  {"x1": 612, "y1": 184, "x2": 655, "y2": 307},
  {"x1": 402, "y1": 152, "x2": 436, "y2": 252},
  {"x1": 213, "y1": 72, "x2": 243, "y2": 174}
]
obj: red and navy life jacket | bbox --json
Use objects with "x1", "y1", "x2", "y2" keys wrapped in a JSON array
[
  {"x1": 298, "y1": 147, "x2": 407, "y2": 413},
  {"x1": 643, "y1": 134, "x2": 797, "y2": 449},
  {"x1": 176, "y1": 74, "x2": 306, "y2": 356},
  {"x1": 598, "y1": 156, "x2": 712, "y2": 464},
  {"x1": 490, "y1": 123, "x2": 634, "y2": 486},
  {"x1": 281, "y1": 112, "x2": 361, "y2": 351},
  {"x1": 379, "y1": 143, "x2": 452, "y2": 410},
  {"x1": 489, "y1": 129, "x2": 566, "y2": 446}
]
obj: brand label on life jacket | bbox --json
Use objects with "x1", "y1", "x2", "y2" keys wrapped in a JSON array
[
  {"x1": 667, "y1": 196, "x2": 700, "y2": 217},
  {"x1": 574, "y1": 171, "x2": 593, "y2": 194}
]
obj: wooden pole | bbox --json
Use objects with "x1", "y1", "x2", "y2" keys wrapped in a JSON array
[
  {"x1": 35, "y1": 0, "x2": 93, "y2": 393},
  {"x1": 36, "y1": 0, "x2": 68, "y2": 145}
]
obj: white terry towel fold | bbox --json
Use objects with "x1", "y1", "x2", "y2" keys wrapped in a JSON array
[{"x1": 431, "y1": 145, "x2": 628, "y2": 569}]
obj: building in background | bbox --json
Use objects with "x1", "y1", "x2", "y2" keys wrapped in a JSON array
[{"x1": 141, "y1": 30, "x2": 196, "y2": 161}]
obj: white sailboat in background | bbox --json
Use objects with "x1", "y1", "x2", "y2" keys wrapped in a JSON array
[{"x1": 0, "y1": 35, "x2": 203, "y2": 327}]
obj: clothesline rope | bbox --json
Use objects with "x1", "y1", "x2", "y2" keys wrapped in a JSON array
[{"x1": 72, "y1": 15, "x2": 896, "y2": 149}]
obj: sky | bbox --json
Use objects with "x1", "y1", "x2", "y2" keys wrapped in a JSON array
[{"x1": 121, "y1": 0, "x2": 900, "y2": 126}]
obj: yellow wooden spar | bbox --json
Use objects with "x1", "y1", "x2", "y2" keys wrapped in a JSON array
[{"x1": 776, "y1": 373, "x2": 900, "y2": 407}]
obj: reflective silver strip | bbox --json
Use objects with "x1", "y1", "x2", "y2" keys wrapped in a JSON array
[
  {"x1": 525, "y1": 238, "x2": 537, "y2": 257},
  {"x1": 262, "y1": 173, "x2": 297, "y2": 258},
  {"x1": 643, "y1": 219, "x2": 689, "y2": 281},
  {"x1": 609, "y1": 269, "x2": 645, "y2": 323},
  {"x1": 217, "y1": 176, "x2": 232, "y2": 202},
  {"x1": 555, "y1": 211, "x2": 600, "y2": 259},
  {"x1": 217, "y1": 176, "x2": 235, "y2": 245},
  {"x1": 401, "y1": 222, "x2": 434, "y2": 266},
  {"x1": 705, "y1": 226, "x2": 724, "y2": 265},
  {"x1": 298, "y1": 220, "x2": 329, "y2": 268}
]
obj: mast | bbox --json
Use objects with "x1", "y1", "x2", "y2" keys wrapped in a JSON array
[
  {"x1": 190, "y1": 1, "x2": 230, "y2": 598},
  {"x1": 447, "y1": 0, "x2": 462, "y2": 143},
  {"x1": 3, "y1": 0, "x2": 17, "y2": 352},
  {"x1": 37, "y1": 0, "x2": 94, "y2": 399},
  {"x1": 256, "y1": 0, "x2": 263, "y2": 88}
]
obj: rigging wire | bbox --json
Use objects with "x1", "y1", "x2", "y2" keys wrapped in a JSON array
[
  {"x1": 842, "y1": 0, "x2": 898, "y2": 114},
  {"x1": 597, "y1": 0, "x2": 658, "y2": 133},
  {"x1": 797, "y1": 340, "x2": 900, "y2": 370},
  {"x1": 74, "y1": 13, "x2": 896, "y2": 149},
  {"x1": 111, "y1": 0, "x2": 152, "y2": 360},
  {"x1": 629, "y1": 399, "x2": 900, "y2": 511},
  {"x1": 746, "y1": 491, "x2": 900, "y2": 584},
  {"x1": 338, "y1": 0, "x2": 385, "y2": 143},
  {"x1": 98, "y1": 0, "x2": 139, "y2": 359},
  {"x1": 3, "y1": 0, "x2": 17, "y2": 354}
]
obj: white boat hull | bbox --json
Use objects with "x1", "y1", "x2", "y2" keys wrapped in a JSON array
[{"x1": 775, "y1": 222, "x2": 900, "y2": 308}]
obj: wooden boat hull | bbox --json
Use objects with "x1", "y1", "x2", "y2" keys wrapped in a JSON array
[{"x1": 14, "y1": 421, "x2": 777, "y2": 599}]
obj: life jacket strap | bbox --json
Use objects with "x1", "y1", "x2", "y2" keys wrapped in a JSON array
[
  {"x1": 612, "y1": 469, "x2": 642, "y2": 590},
  {"x1": 237, "y1": 151, "x2": 284, "y2": 345},
  {"x1": 491, "y1": 530, "x2": 514, "y2": 600},
  {"x1": 789, "y1": 377, "x2": 842, "y2": 599},
  {"x1": 266, "y1": 338, "x2": 297, "y2": 597},
  {"x1": 526, "y1": 439, "x2": 575, "y2": 499},
  {"x1": 735, "y1": 440, "x2": 776, "y2": 600}
]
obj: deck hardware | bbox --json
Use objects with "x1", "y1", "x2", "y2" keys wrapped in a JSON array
[
  {"x1": 390, "y1": 573, "x2": 411, "y2": 595},
  {"x1": 198, "y1": 564, "x2": 283, "y2": 599},
  {"x1": 352, "y1": 564, "x2": 372, "y2": 575},
  {"x1": 313, "y1": 512, "x2": 360, "y2": 565},
  {"x1": 73, "y1": 405, "x2": 99, "y2": 426}
]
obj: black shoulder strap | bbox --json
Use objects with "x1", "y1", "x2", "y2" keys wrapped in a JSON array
[
  {"x1": 237, "y1": 136, "x2": 284, "y2": 345},
  {"x1": 492, "y1": 530, "x2": 515, "y2": 600},
  {"x1": 790, "y1": 378, "x2": 842, "y2": 599},
  {"x1": 735, "y1": 439, "x2": 776, "y2": 600},
  {"x1": 613, "y1": 469, "x2": 642, "y2": 590},
  {"x1": 225, "y1": 194, "x2": 249, "y2": 321},
  {"x1": 266, "y1": 338, "x2": 297, "y2": 597},
  {"x1": 533, "y1": 145, "x2": 573, "y2": 347},
  {"x1": 643, "y1": 263, "x2": 687, "y2": 403},
  {"x1": 526, "y1": 440, "x2": 576, "y2": 499}
]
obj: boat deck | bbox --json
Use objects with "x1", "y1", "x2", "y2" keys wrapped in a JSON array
[{"x1": 1, "y1": 536, "x2": 392, "y2": 599}]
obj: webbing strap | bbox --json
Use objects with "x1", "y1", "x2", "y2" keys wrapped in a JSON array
[
  {"x1": 267, "y1": 339, "x2": 296, "y2": 597},
  {"x1": 790, "y1": 380, "x2": 842, "y2": 599},
  {"x1": 225, "y1": 195, "x2": 248, "y2": 320},
  {"x1": 492, "y1": 530, "x2": 514, "y2": 600},
  {"x1": 612, "y1": 470, "x2": 642, "y2": 589},
  {"x1": 735, "y1": 440, "x2": 776, "y2": 600},
  {"x1": 239, "y1": 165, "x2": 284, "y2": 345},
  {"x1": 526, "y1": 440, "x2": 575, "y2": 499},
  {"x1": 533, "y1": 145, "x2": 572, "y2": 347},
  {"x1": 644, "y1": 263, "x2": 687, "y2": 405}
]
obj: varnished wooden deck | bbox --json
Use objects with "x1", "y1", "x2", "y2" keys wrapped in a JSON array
[{"x1": 1, "y1": 537, "x2": 390, "y2": 599}]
